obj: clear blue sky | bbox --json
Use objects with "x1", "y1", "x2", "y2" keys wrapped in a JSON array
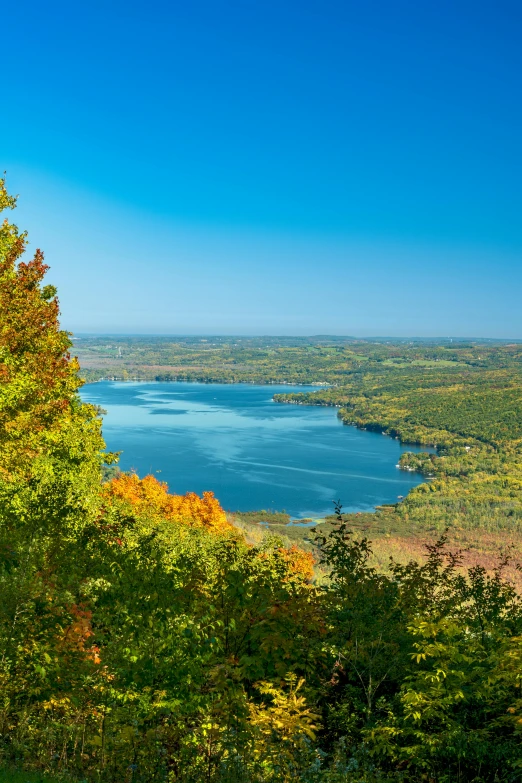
[{"x1": 3, "y1": 0, "x2": 521, "y2": 337}]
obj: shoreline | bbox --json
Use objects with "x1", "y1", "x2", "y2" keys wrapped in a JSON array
[
  {"x1": 84, "y1": 379, "x2": 432, "y2": 516},
  {"x1": 82, "y1": 377, "x2": 332, "y2": 388}
]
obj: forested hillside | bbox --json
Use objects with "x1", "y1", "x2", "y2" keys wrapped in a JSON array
[
  {"x1": 2, "y1": 181, "x2": 522, "y2": 782},
  {"x1": 274, "y1": 362, "x2": 522, "y2": 573}
]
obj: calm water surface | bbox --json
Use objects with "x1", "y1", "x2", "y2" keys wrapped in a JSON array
[{"x1": 81, "y1": 382, "x2": 430, "y2": 518}]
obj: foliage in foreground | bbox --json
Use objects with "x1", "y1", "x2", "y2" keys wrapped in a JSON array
[{"x1": 1, "y1": 180, "x2": 522, "y2": 782}]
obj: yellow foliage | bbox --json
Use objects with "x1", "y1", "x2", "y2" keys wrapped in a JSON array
[
  {"x1": 104, "y1": 472, "x2": 233, "y2": 533},
  {"x1": 248, "y1": 674, "x2": 320, "y2": 775}
]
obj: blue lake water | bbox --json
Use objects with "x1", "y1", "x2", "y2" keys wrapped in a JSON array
[{"x1": 81, "y1": 381, "x2": 431, "y2": 519}]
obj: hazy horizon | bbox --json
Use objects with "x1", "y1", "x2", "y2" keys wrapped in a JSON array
[{"x1": 73, "y1": 333, "x2": 521, "y2": 342}]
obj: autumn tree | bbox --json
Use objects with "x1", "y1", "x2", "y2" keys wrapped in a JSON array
[
  {"x1": 0, "y1": 179, "x2": 109, "y2": 770},
  {"x1": 103, "y1": 471, "x2": 233, "y2": 532}
]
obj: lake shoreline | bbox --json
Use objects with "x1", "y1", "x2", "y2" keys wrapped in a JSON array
[
  {"x1": 82, "y1": 377, "x2": 332, "y2": 388},
  {"x1": 82, "y1": 380, "x2": 432, "y2": 519}
]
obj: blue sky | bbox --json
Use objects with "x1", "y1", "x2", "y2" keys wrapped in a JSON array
[{"x1": 3, "y1": 0, "x2": 521, "y2": 336}]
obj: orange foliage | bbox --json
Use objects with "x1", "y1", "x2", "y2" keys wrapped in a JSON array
[
  {"x1": 104, "y1": 473, "x2": 233, "y2": 533},
  {"x1": 278, "y1": 544, "x2": 315, "y2": 582},
  {"x1": 0, "y1": 248, "x2": 78, "y2": 459},
  {"x1": 61, "y1": 604, "x2": 101, "y2": 664}
]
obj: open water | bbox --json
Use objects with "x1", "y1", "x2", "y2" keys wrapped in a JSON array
[{"x1": 81, "y1": 381, "x2": 431, "y2": 519}]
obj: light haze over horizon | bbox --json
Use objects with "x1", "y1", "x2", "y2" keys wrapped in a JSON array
[{"x1": 2, "y1": 0, "x2": 521, "y2": 338}]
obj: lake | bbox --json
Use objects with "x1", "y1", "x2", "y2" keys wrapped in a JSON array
[{"x1": 81, "y1": 381, "x2": 431, "y2": 519}]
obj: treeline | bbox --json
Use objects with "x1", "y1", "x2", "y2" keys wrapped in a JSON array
[
  {"x1": 2, "y1": 181, "x2": 522, "y2": 782},
  {"x1": 76, "y1": 335, "x2": 522, "y2": 386},
  {"x1": 276, "y1": 372, "x2": 522, "y2": 447}
]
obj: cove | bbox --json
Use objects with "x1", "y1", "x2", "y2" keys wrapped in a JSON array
[{"x1": 81, "y1": 381, "x2": 432, "y2": 519}]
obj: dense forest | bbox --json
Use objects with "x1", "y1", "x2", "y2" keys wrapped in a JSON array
[{"x1": 2, "y1": 180, "x2": 522, "y2": 782}]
